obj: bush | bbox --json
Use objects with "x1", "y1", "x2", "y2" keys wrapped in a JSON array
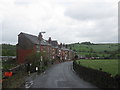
[{"x1": 26, "y1": 52, "x2": 50, "y2": 73}]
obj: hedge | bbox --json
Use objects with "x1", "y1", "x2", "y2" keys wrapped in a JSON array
[{"x1": 73, "y1": 61, "x2": 119, "y2": 89}]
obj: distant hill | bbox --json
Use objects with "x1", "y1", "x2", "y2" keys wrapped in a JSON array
[
  {"x1": 67, "y1": 42, "x2": 119, "y2": 59},
  {"x1": 1, "y1": 44, "x2": 16, "y2": 56},
  {"x1": 1, "y1": 42, "x2": 119, "y2": 58}
]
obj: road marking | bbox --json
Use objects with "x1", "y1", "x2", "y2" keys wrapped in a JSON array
[{"x1": 25, "y1": 81, "x2": 33, "y2": 88}]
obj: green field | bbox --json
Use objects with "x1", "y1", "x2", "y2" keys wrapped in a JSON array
[
  {"x1": 70, "y1": 43, "x2": 118, "y2": 52},
  {"x1": 76, "y1": 59, "x2": 119, "y2": 76},
  {"x1": 69, "y1": 43, "x2": 119, "y2": 58}
]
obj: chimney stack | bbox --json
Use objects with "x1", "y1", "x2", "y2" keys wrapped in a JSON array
[
  {"x1": 60, "y1": 43, "x2": 63, "y2": 48},
  {"x1": 38, "y1": 32, "x2": 43, "y2": 41},
  {"x1": 48, "y1": 37, "x2": 52, "y2": 44}
]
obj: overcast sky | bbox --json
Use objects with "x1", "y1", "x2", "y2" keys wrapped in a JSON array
[{"x1": 0, "y1": 0, "x2": 119, "y2": 45}]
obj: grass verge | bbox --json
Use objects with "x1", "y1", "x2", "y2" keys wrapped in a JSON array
[
  {"x1": 76, "y1": 59, "x2": 119, "y2": 76},
  {"x1": 2, "y1": 71, "x2": 27, "y2": 88}
]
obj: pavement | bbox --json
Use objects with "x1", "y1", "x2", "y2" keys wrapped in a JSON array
[{"x1": 24, "y1": 61, "x2": 99, "y2": 88}]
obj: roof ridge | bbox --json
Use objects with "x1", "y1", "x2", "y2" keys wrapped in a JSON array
[{"x1": 22, "y1": 32, "x2": 37, "y2": 38}]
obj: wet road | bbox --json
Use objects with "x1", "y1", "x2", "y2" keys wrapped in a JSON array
[{"x1": 31, "y1": 61, "x2": 98, "y2": 88}]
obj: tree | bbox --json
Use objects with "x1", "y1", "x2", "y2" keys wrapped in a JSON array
[
  {"x1": 81, "y1": 42, "x2": 93, "y2": 45},
  {"x1": 26, "y1": 52, "x2": 42, "y2": 72},
  {"x1": 2, "y1": 44, "x2": 16, "y2": 56},
  {"x1": 70, "y1": 47, "x2": 72, "y2": 50}
]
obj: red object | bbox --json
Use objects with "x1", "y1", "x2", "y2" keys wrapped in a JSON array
[{"x1": 4, "y1": 72, "x2": 13, "y2": 77}]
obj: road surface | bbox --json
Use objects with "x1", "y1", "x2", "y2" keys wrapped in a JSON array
[{"x1": 31, "y1": 61, "x2": 98, "y2": 88}]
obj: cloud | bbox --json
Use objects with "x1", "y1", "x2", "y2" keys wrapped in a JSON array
[
  {"x1": 64, "y1": 0, "x2": 118, "y2": 43},
  {"x1": 64, "y1": 0, "x2": 117, "y2": 21},
  {"x1": 1, "y1": 0, "x2": 118, "y2": 44}
]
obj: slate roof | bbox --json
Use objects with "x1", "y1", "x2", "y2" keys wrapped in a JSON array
[
  {"x1": 19, "y1": 32, "x2": 73, "y2": 52},
  {"x1": 20, "y1": 32, "x2": 50, "y2": 45},
  {"x1": 51, "y1": 41, "x2": 58, "y2": 46},
  {"x1": 41, "y1": 39, "x2": 51, "y2": 46}
]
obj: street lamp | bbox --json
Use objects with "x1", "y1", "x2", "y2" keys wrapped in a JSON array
[{"x1": 38, "y1": 32, "x2": 46, "y2": 73}]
